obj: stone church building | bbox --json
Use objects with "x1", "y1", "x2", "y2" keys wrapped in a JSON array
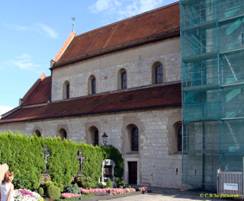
[{"x1": 0, "y1": 3, "x2": 182, "y2": 188}]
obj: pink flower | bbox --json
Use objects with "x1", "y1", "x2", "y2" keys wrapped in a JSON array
[
  {"x1": 19, "y1": 189, "x2": 34, "y2": 197},
  {"x1": 80, "y1": 187, "x2": 136, "y2": 195},
  {"x1": 61, "y1": 193, "x2": 81, "y2": 198}
]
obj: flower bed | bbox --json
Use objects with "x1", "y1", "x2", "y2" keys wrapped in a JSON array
[
  {"x1": 14, "y1": 189, "x2": 43, "y2": 201},
  {"x1": 61, "y1": 193, "x2": 81, "y2": 199},
  {"x1": 80, "y1": 187, "x2": 136, "y2": 196}
]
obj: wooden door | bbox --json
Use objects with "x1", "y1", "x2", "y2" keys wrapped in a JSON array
[{"x1": 128, "y1": 161, "x2": 137, "y2": 185}]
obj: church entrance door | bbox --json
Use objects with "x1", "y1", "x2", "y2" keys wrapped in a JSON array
[{"x1": 128, "y1": 161, "x2": 137, "y2": 185}]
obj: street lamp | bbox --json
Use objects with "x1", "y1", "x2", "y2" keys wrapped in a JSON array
[{"x1": 102, "y1": 132, "x2": 108, "y2": 146}]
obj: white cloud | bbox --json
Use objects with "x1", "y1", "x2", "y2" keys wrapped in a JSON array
[
  {"x1": 11, "y1": 54, "x2": 40, "y2": 71},
  {"x1": 37, "y1": 23, "x2": 59, "y2": 39},
  {"x1": 0, "y1": 105, "x2": 13, "y2": 118},
  {"x1": 2, "y1": 22, "x2": 58, "y2": 39},
  {"x1": 90, "y1": 0, "x2": 121, "y2": 13},
  {"x1": 120, "y1": 0, "x2": 165, "y2": 18},
  {"x1": 90, "y1": 0, "x2": 165, "y2": 19},
  {"x1": 0, "y1": 54, "x2": 41, "y2": 73}
]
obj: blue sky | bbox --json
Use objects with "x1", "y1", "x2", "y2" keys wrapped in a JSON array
[{"x1": 0, "y1": 0, "x2": 177, "y2": 115}]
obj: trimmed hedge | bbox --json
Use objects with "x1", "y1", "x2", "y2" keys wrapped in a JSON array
[
  {"x1": 0, "y1": 131, "x2": 123, "y2": 190},
  {"x1": 41, "y1": 138, "x2": 80, "y2": 190},
  {"x1": 0, "y1": 132, "x2": 44, "y2": 190},
  {"x1": 79, "y1": 144, "x2": 104, "y2": 188}
]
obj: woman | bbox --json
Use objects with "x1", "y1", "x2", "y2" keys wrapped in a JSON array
[
  {"x1": 0, "y1": 171, "x2": 14, "y2": 201},
  {"x1": 0, "y1": 164, "x2": 8, "y2": 184}
]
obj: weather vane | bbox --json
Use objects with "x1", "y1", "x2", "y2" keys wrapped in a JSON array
[{"x1": 72, "y1": 17, "x2": 76, "y2": 32}]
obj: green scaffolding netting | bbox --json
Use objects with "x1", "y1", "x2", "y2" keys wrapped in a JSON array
[{"x1": 180, "y1": 0, "x2": 244, "y2": 190}]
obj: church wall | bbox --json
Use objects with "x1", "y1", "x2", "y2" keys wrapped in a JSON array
[
  {"x1": 0, "y1": 108, "x2": 182, "y2": 188},
  {"x1": 51, "y1": 37, "x2": 180, "y2": 101}
]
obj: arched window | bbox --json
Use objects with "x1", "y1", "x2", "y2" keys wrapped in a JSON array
[
  {"x1": 127, "y1": 124, "x2": 139, "y2": 152},
  {"x1": 174, "y1": 122, "x2": 182, "y2": 152},
  {"x1": 33, "y1": 129, "x2": 42, "y2": 137},
  {"x1": 88, "y1": 75, "x2": 96, "y2": 95},
  {"x1": 152, "y1": 62, "x2": 163, "y2": 84},
  {"x1": 58, "y1": 128, "x2": 67, "y2": 140},
  {"x1": 118, "y1": 69, "x2": 127, "y2": 90},
  {"x1": 63, "y1": 81, "x2": 70, "y2": 99},
  {"x1": 88, "y1": 126, "x2": 99, "y2": 146}
]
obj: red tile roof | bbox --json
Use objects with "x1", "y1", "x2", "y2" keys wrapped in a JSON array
[
  {"x1": 0, "y1": 83, "x2": 181, "y2": 124},
  {"x1": 52, "y1": 2, "x2": 179, "y2": 68},
  {"x1": 21, "y1": 76, "x2": 51, "y2": 106}
]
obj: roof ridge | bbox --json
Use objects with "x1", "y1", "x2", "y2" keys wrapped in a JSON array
[
  {"x1": 75, "y1": 1, "x2": 179, "y2": 39},
  {"x1": 21, "y1": 79, "x2": 41, "y2": 103},
  {"x1": 21, "y1": 76, "x2": 51, "y2": 105},
  {"x1": 53, "y1": 32, "x2": 76, "y2": 63}
]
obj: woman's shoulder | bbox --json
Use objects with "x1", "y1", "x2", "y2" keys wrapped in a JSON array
[
  {"x1": 0, "y1": 182, "x2": 12, "y2": 188},
  {"x1": 6, "y1": 182, "x2": 14, "y2": 189}
]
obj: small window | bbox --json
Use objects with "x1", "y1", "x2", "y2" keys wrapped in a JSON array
[
  {"x1": 174, "y1": 122, "x2": 182, "y2": 152},
  {"x1": 58, "y1": 128, "x2": 67, "y2": 140},
  {"x1": 118, "y1": 69, "x2": 127, "y2": 90},
  {"x1": 33, "y1": 129, "x2": 42, "y2": 137},
  {"x1": 63, "y1": 81, "x2": 70, "y2": 99},
  {"x1": 152, "y1": 62, "x2": 163, "y2": 84},
  {"x1": 88, "y1": 75, "x2": 96, "y2": 95},
  {"x1": 89, "y1": 126, "x2": 99, "y2": 146},
  {"x1": 131, "y1": 126, "x2": 139, "y2": 151},
  {"x1": 127, "y1": 124, "x2": 139, "y2": 152}
]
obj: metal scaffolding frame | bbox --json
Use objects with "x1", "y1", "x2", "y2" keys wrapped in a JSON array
[{"x1": 180, "y1": 0, "x2": 244, "y2": 190}]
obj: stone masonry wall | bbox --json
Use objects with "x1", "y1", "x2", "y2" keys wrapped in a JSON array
[
  {"x1": 51, "y1": 37, "x2": 180, "y2": 101},
  {"x1": 0, "y1": 108, "x2": 182, "y2": 188}
]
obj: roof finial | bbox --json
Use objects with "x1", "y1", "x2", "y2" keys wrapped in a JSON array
[
  {"x1": 72, "y1": 17, "x2": 76, "y2": 33},
  {"x1": 40, "y1": 73, "x2": 46, "y2": 81}
]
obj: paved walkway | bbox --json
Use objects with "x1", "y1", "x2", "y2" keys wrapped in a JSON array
[
  {"x1": 92, "y1": 188, "x2": 240, "y2": 201},
  {"x1": 99, "y1": 194, "x2": 208, "y2": 201},
  {"x1": 98, "y1": 191, "x2": 220, "y2": 201}
]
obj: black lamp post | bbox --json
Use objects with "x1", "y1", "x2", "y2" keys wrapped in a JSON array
[{"x1": 102, "y1": 132, "x2": 108, "y2": 146}]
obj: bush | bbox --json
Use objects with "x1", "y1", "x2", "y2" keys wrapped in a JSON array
[
  {"x1": 64, "y1": 184, "x2": 80, "y2": 194},
  {"x1": 38, "y1": 187, "x2": 44, "y2": 197},
  {"x1": 41, "y1": 181, "x2": 57, "y2": 197},
  {"x1": 47, "y1": 183, "x2": 61, "y2": 200},
  {"x1": 115, "y1": 177, "x2": 125, "y2": 187},
  {"x1": 73, "y1": 176, "x2": 83, "y2": 187},
  {"x1": 106, "y1": 179, "x2": 113, "y2": 188},
  {"x1": 77, "y1": 175, "x2": 97, "y2": 189},
  {"x1": 97, "y1": 182, "x2": 106, "y2": 188}
]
